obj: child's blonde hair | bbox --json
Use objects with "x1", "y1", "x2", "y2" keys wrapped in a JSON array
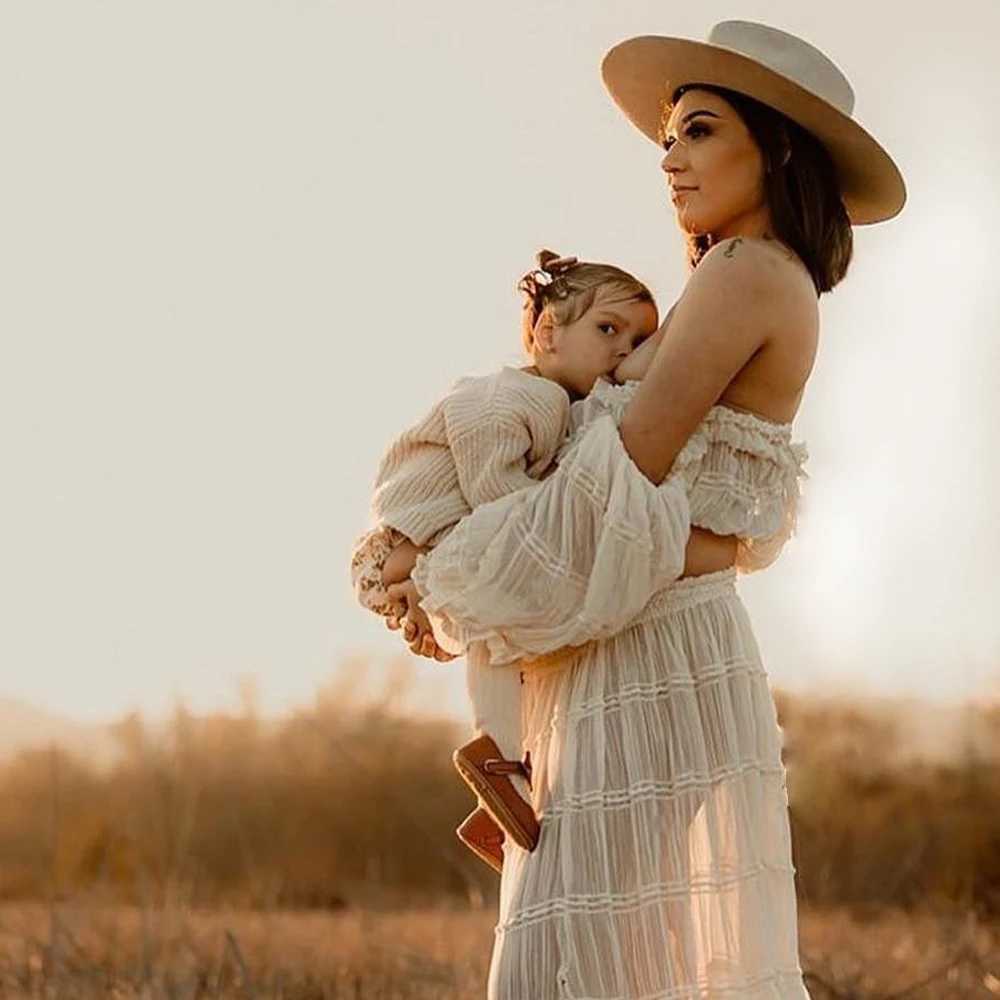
[{"x1": 517, "y1": 249, "x2": 656, "y2": 357}]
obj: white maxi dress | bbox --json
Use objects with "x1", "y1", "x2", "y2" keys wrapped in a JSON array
[{"x1": 412, "y1": 378, "x2": 813, "y2": 999}]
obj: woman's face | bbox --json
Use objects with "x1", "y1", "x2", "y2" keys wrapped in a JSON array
[
  {"x1": 660, "y1": 88, "x2": 771, "y2": 240},
  {"x1": 540, "y1": 292, "x2": 658, "y2": 400}
]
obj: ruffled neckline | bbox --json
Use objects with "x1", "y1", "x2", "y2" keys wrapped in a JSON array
[
  {"x1": 566, "y1": 377, "x2": 809, "y2": 575},
  {"x1": 712, "y1": 401, "x2": 790, "y2": 428},
  {"x1": 570, "y1": 377, "x2": 807, "y2": 475},
  {"x1": 708, "y1": 402, "x2": 792, "y2": 438},
  {"x1": 589, "y1": 377, "x2": 794, "y2": 435}
]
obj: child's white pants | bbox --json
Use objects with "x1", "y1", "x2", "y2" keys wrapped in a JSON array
[{"x1": 464, "y1": 640, "x2": 523, "y2": 767}]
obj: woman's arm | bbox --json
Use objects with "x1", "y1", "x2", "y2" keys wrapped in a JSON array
[
  {"x1": 620, "y1": 237, "x2": 805, "y2": 484},
  {"x1": 406, "y1": 407, "x2": 693, "y2": 665}
]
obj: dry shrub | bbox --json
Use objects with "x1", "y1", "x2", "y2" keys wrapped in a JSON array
[
  {"x1": 775, "y1": 690, "x2": 1000, "y2": 916},
  {"x1": 0, "y1": 660, "x2": 496, "y2": 910},
  {"x1": 1, "y1": 665, "x2": 998, "y2": 918}
]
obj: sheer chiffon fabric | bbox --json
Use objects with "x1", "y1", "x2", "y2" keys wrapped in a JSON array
[
  {"x1": 414, "y1": 411, "x2": 693, "y2": 666},
  {"x1": 558, "y1": 378, "x2": 810, "y2": 576},
  {"x1": 411, "y1": 395, "x2": 811, "y2": 998},
  {"x1": 490, "y1": 569, "x2": 809, "y2": 999}
]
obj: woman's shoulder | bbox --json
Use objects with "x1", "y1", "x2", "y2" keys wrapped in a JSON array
[
  {"x1": 693, "y1": 236, "x2": 817, "y2": 330},
  {"x1": 705, "y1": 235, "x2": 816, "y2": 297},
  {"x1": 700, "y1": 234, "x2": 805, "y2": 279}
]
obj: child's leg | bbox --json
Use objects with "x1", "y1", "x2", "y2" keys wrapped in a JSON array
[
  {"x1": 465, "y1": 644, "x2": 522, "y2": 761},
  {"x1": 455, "y1": 642, "x2": 539, "y2": 851},
  {"x1": 464, "y1": 642, "x2": 530, "y2": 801}
]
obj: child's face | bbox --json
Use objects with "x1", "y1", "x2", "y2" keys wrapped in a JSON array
[{"x1": 539, "y1": 294, "x2": 659, "y2": 400}]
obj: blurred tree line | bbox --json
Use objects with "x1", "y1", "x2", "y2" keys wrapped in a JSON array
[
  {"x1": 775, "y1": 688, "x2": 1000, "y2": 917},
  {"x1": 1, "y1": 660, "x2": 998, "y2": 916},
  {"x1": 0, "y1": 661, "x2": 490, "y2": 909}
]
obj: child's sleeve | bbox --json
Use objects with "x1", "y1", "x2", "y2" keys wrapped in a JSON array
[
  {"x1": 441, "y1": 375, "x2": 567, "y2": 509},
  {"x1": 350, "y1": 522, "x2": 457, "y2": 621},
  {"x1": 349, "y1": 524, "x2": 409, "y2": 619}
]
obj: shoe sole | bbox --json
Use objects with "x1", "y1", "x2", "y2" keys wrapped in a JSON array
[
  {"x1": 455, "y1": 827, "x2": 503, "y2": 874},
  {"x1": 453, "y1": 751, "x2": 539, "y2": 852}
]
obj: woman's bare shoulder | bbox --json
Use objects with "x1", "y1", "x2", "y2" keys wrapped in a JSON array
[
  {"x1": 695, "y1": 236, "x2": 817, "y2": 331},
  {"x1": 702, "y1": 238, "x2": 818, "y2": 415}
]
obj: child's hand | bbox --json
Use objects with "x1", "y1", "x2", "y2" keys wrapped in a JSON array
[{"x1": 385, "y1": 580, "x2": 457, "y2": 662}]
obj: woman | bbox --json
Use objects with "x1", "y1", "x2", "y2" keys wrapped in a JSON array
[{"x1": 394, "y1": 20, "x2": 905, "y2": 999}]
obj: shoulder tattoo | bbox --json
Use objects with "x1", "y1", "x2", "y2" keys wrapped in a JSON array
[{"x1": 722, "y1": 237, "x2": 744, "y2": 258}]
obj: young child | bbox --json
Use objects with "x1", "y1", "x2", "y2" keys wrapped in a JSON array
[{"x1": 350, "y1": 249, "x2": 661, "y2": 872}]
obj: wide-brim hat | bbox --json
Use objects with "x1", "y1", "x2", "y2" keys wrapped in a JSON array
[{"x1": 601, "y1": 20, "x2": 906, "y2": 225}]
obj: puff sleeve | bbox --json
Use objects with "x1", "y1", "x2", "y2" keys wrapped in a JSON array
[{"x1": 410, "y1": 410, "x2": 693, "y2": 665}]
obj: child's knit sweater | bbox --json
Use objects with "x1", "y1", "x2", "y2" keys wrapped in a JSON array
[{"x1": 350, "y1": 366, "x2": 571, "y2": 617}]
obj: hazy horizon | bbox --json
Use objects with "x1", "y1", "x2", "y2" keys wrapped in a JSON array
[{"x1": 2, "y1": 2, "x2": 999, "y2": 726}]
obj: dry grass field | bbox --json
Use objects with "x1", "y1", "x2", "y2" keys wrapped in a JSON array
[
  {"x1": 0, "y1": 901, "x2": 494, "y2": 998},
  {"x1": 0, "y1": 901, "x2": 998, "y2": 999},
  {"x1": 1, "y1": 666, "x2": 999, "y2": 997}
]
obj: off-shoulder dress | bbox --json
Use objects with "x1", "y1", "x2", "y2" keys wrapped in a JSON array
[{"x1": 411, "y1": 377, "x2": 813, "y2": 999}]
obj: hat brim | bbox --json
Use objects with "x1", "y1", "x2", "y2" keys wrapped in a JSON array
[{"x1": 601, "y1": 35, "x2": 906, "y2": 225}]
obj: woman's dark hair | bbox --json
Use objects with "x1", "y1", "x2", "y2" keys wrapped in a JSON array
[{"x1": 665, "y1": 83, "x2": 853, "y2": 295}]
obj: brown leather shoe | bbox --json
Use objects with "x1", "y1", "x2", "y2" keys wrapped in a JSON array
[
  {"x1": 456, "y1": 806, "x2": 504, "y2": 874},
  {"x1": 453, "y1": 734, "x2": 539, "y2": 851}
]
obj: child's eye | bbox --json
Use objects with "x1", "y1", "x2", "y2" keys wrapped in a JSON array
[{"x1": 599, "y1": 323, "x2": 617, "y2": 335}]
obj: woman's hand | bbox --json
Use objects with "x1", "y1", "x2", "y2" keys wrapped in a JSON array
[{"x1": 385, "y1": 579, "x2": 458, "y2": 662}]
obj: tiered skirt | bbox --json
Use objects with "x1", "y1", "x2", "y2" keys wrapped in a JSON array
[{"x1": 411, "y1": 412, "x2": 811, "y2": 998}]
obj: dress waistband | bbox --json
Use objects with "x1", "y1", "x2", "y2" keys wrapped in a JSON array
[
  {"x1": 519, "y1": 567, "x2": 738, "y2": 674},
  {"x1": 637, "y1": 566, "x2": 738, "y2": 621}
]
